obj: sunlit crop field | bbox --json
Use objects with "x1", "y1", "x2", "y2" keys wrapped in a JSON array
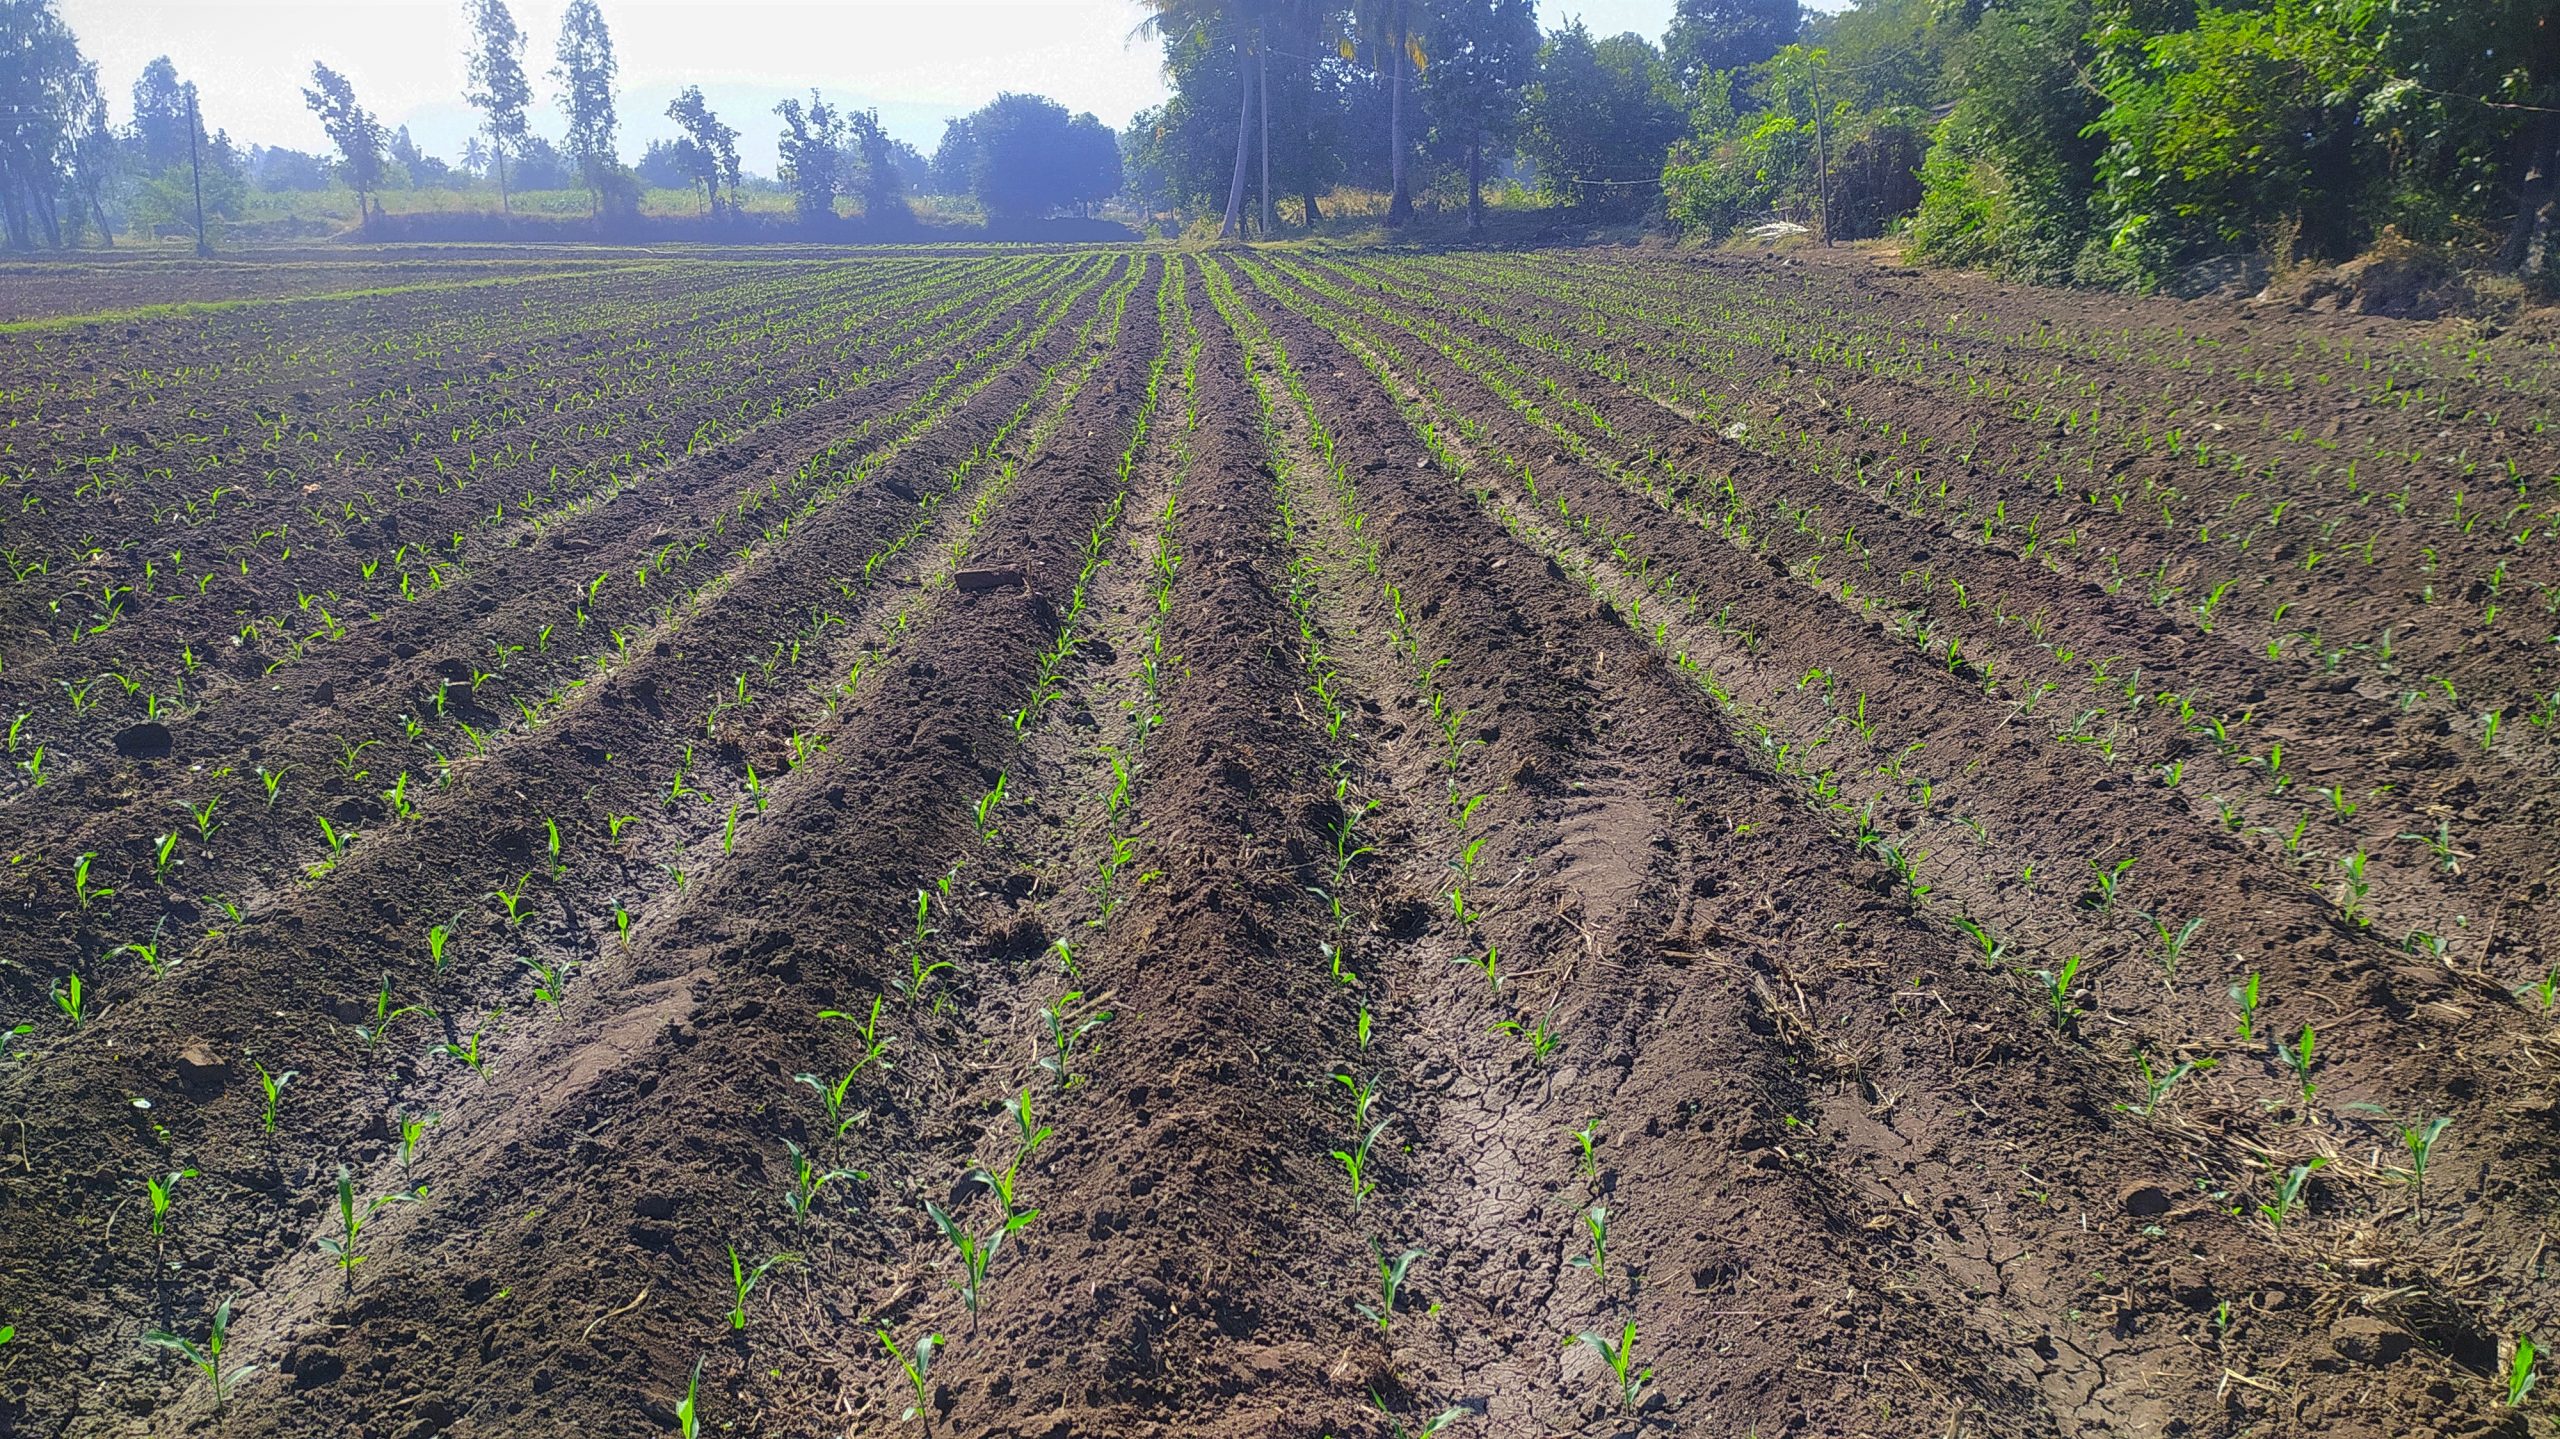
[{"x1": 2, "y1": 248, "x2": 2555, "y2": 1438}]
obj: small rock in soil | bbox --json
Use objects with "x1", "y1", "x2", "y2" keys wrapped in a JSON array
[
  {"x1": 174, "y1": 1040, "x2": 228, "y2": 1090},
  {"x1": 955, "y1": 565, "x2": 1024, "y2": 592}
]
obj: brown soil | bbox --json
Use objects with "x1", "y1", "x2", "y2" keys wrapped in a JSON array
[{"x1": 0, "y1": 247, "x2": 2552, "y2": 1439}]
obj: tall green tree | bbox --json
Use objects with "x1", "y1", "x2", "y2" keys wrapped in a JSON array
[
  {"x1": 1664, "y1": 0, "x2": 1800, "y2": 91},
  {"x1": 1522, "y1": 22, "x2": 1685, "y2": 211},
  {"x1": 664, "y1": 86, "x2": 740, "y2": 215},
  {"x1": 552, "y1": 0, "x2": 619, "y2": 213},
  {"x1": 772, "y1": 90, "x2": 844, "y2": 226},
  {"x1": 129, "y1": 56, "x2": 199, "y2": 175},
  {"x1": 1423, "y1": 0, "x2": 1537, "y2": 229},
  {"x1": 301, "y1": 62, "x2": 386, "y2": 221},
  {"x1": 845, "y1": 108, "x2": 905, "y2": 224},
  {"x1": 0, "y1": 0, "x2": 95, "y2": 249},
  {"x1": 1139, "y1": 0, "x2": 1260, "y2": 238},
  {"x1": 1350, "y1": 0, "x2": 1425, "y2": 224},
  {"x1": 463, "y1": 0, "x2": 531, "y2": 212}
]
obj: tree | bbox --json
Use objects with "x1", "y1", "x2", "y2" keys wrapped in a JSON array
[
  {"x1": 845, "y1": 108, "x2": 905, "y2": 225},
  {"x1": 463, "y1": 0, "x2": 532, "y2": 211},
  {"x1": 773, "y1": 90, "x2": 845, "y2": 226},
  {"x1": 1423, "y1": 0, "x2": 1537, "y2": 229},
  {"x1": 301, "y1": 62, "x2": 386, "y2": 221},
  {"x1": 0, "y1": 0, "x2": 94, "y2": 249},
  {"x1": 552, "y1": 0, "x2": 619, "y2": 213},
  {"x1": 1520, "y1": 23, "x2": 1685, "y2": 212},
  {"x1": 1350, "y1": 0, "x2": 1427, "y2": 224},
  {"x1": 1664, "y1": 0, "x2": 1799, "y2": 91},
  {"x1": 931, "y1": 117, "x2": 979, "y2": 196},
  {"x1": 129, "y1": 56, "x2": 198, "y2": 175},
  {"x1": 63, "y1": 58, "x2": 117, "y2": 245},
  {"x1": 969, "y1": 91, "x2": 1076, "y2": 223},
  {"x1": 1065, "y1": 112, "x2": 1123, "y2": 217},
  {"x1": 664, "y1": 86, "x2": 740, "y2": 215},
  {"x1": 1139, "y1": 0, "x2": 1259, "y2": 238}
]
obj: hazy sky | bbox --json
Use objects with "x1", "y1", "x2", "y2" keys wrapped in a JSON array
[{"x1": 58, "y1": 0, "x2": 1731, "y2": 175}]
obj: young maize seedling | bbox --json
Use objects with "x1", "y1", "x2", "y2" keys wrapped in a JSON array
[
  {"x1": 2257, "y1": 1157, "x2": 2324, "y2": 1230},
  {"x1": 2117, "y1": 1054, "x2": 2212, "y2": 1117},
  {"x1": 355, "y1": 972, "x2": 427, "y2": 1045},
  {"x1": 440, "y1": 1017, "x2": 495, "y2": 1073},
  {"x1": 140, "y1": 1295, "x2": 260, "y2": 1413},
  {"x1": 425, "y1": 921, "x2": 454, "y2": 973},
  {"x1": 2282, "y1": 1024, "x2": 2318, "y2": 1110},
  {"x1": 2231, "y1": 972, "x2": 2263, "y2": 1042},
  {"x1": 1356, "y1": 1240, "x2": 1426, "y2": 1333},
  {"x1": 516, "y1": 954, "x2": 574, "y2": 1005},
  {"x1": 1036, "y1": 991, "x2": 1112, "y2": 1090},
  {"x1": 2507, "y1": 1336, "x2": 2538, "y2": 1407},
  {"x1": 926, "y1": 1200, "x2": 1033, "y2": 1321},
  {"x1": 1567, "y1": 1203, "x2": 1609, "y2": 1281},
  {"x1": 1572, "y1": 1121, "x2": 1601, "y2": 1181},
  {"x1": 1453, "y1": 939, "x2": 1502, "y2": 994},
  {"x1": 144, "y1": 1167, "x2": 196, "y2": 1239},
  {"x1": 1367, "y1": 1391, "x2": 1465, "y2": 1438},
  {"x1": 2334, "y1": 851, "x2": 2373, "y2": 927},
  {"x1": 674, "y1": 1356, "x2": 703, "y2": 1439},
  {"x1": 1005, "y1": 1087, "x2": 1054, "y2": 1161},
  {"x1": 2029, "y1": 956, "x2": 2083, "y2": 1033},
  {"x1": 875, "y1": 1326, "x2": 940, "y2": 1426},
  {"x1": 2399, "y1": 1117, "x2": 2452, "y2": 1195},
  {"x1": 250, "y1": 1058, "x2": 295, "y2": 1132},
  {"x1": 2518, "y1": 969, "x2": 2558, "y2": 1012},
  {"x1": 50, "y1": 973, "x2": 86, "y2": 1027},
  {"x1": 1571, "y1": 1320, "x2": 1652, "y2": 1413},
  {"x1": 2086, "y1": 857, "x2": 2135, "y2": 914},
  {"x1": 2152, "y1": 915, "x2": 2204, "y2": 981},
  {"x1": 2, "y1": 1022, "x2": 33, "y2": 1062},
  {"x1": 782, "y1": 1139, "x2": 865, "y2": 1222},
  {"x1": 974, "y1": 772, "x2": 1007, "y2": 838},
  {"x1": 311, "y1": 814, "x2": 357, "y2": 874},
  {"x1": 794, "y1": 1064, "x2": 868, "y2": 1139},
  {"x1": 316, "y1": 1164, "x2": 422, "y2": 1290},
  {"x1": 1491, "y1": 1009, "x2": 1562, "y2": 1061},
  {"x1": 492, "y1": 873, "x2": 534, "y2": 927},
  {"x1": 724, "y1": 1246, "x2": 800, "y2": 1331},
  {"x1": 2399, "y1": 818, "x2": 2466, "y2": 874},
  {"x1": 1334, "y1": 1114, "x2": 1389, "y2": 1205},
  {"x1": 152, "y1": 832, "x2": 180, "y2": 884},
  {"x1": 71, "y1": 851, "x2": 112, "y2": 911},
  {"x1": 396, "y1": 1110, "x2": 438, "y2": 1190}
]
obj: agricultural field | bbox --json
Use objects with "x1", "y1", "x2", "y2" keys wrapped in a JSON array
[{"x1": 0, "y1": 245, "x2": 2555, "y2": 1439}]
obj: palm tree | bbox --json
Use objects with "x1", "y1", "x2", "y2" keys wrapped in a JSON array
[
  {"x1": 1349, "y1": 0, "x2": 1424, "y2": 225},
  {"x1": 1138, "y1": 0, "x2": 1268, "y2": 239}
]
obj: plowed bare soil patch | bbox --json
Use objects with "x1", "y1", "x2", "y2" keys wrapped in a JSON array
[{"x1": 0, "y1": 248, "x2": 2552, "y2": 1439}]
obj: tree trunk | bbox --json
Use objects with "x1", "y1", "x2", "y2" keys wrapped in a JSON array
[
  {"x1": 2498, "y1": 115, "x2": 2557, "y2": 272},
  {"x1": 1259, "y1": 43, "x2": 1274, "y2": 235},
  {"x1": 1386, "y1": 16, "x2": 1412, "y2": 226},
  {"x1": 1, "y1": 175, "x2": 28, "y2": 251},
  {"x1": 88, "y1": 182, "x2": 114, "y2": 248},
  {"x1": 1299, "y1": 10, "x2": 1323, "y2": 227},
  {"x1": 497, "y1": 147, "x2": 511, "y2": 214},
  {"x1": 1468, "y1": 136, "x2": 1484, "y2": 233},
  {"x1": 1220, "y1": 44, "x2": 1252, "y2": 240}
]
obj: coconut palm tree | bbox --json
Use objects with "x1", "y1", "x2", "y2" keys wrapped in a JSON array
[
  {"x1": 1139, "y1": 0, "x2": 1271, "y2": 239},
  {"x1": 1349, "y1": 0, "x2": 1425, "y2": 225}
]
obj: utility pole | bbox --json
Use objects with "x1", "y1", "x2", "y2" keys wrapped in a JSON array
[{"x1": 187, "y1": 87, "x2": 211, "y2": 258}]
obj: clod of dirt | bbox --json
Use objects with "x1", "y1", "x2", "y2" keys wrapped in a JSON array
[
  {"x1": 173, "y1": 1040, "x2": 228, "y2": 1091},
  {"x1": 955, "y1": 565, "x2": 1024, "y2": 592},
  {"x1": 2328, "y1": 1316, "x2": 2412, "y2": 1367},
  {"x1": 111, "y1": 722, "x2": 173, "y2": 760},
  {"x1": 2120, "y1": 1183, "x2": 2173, "y2": 1218}
]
